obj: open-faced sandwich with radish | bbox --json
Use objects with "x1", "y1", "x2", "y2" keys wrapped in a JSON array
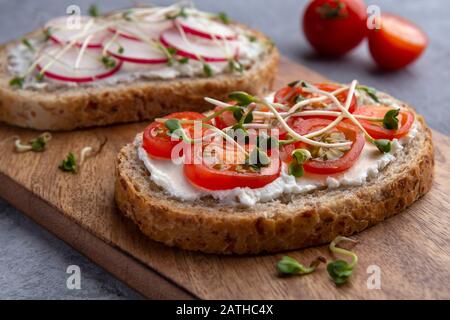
[
  {"x1": 115, "y1": 80, "x2": 434, "y2": 254},
  {"x1": 0, "y1": 4, "x2": 278, "y2": 130}
]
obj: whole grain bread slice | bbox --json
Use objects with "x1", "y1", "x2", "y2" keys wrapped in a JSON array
[
  {"x1": 114, "y1": 105, "x2": 434, "y2": 255},
  {"x1": 0, "y1": 28, "x2": 279, "y2": 131}
]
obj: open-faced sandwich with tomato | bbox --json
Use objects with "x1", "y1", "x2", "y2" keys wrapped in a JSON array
[
  {"x1": 115, "y1": 80, "x2": 434, "y2": 254},
  {"x1": 0, "y1": 4, "x2": 278, "y2": 130}
]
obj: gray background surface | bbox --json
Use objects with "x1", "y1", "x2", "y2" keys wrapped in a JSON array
[{"x1": 0, "y1": 0, "x2": 448, "y2": 299}]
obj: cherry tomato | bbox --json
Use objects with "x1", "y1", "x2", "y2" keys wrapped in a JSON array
[
  {"x1": 368, "y1": 13, "x2": 427, "y2": 70},
  {"x1": 143, "y1": 112, "x2": 205, "y2": 159},
  {"x1": 353, "y1": 105, "x2": 414, "y2": 140},
  {"x1": 184, "y1": 143, "x2": 281, "y2": 190},
  {"x1": 284, "y1": 118, "x2": 365, "y2": 174},
  {"x1": 212, "y1": 104, "x2": 237, "y2": 130},
  {"x1": 274, "y1": 83, "x2": 357, "y2": 114},
  {"x1": 303, "y1": 0, "x2": 367, "y2": 56}
]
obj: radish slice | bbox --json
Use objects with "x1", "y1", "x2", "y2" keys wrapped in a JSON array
[
  {"x1": 45, "y1": 16, "x2": 108, "y2": 48},
  {"x1": 160, "y1": 28, "x2": 239, "y2": 62},
  {"x1": 106, "y1": 37, "x2": 168, "y2": 64},
  {"x1": 37, "y1": 45, "x2": 122, "y2": 83},
  {"x1": 109, "y1": 20, "x2": 172, "y2": 41},
  {"x1": 176, "y1": 16, "x2": 237, "y2": 40}
]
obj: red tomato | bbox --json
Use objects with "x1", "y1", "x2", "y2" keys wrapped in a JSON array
[
  {"x1": 142, "y1": 112, "x2": 205, "y2": 159},
  {"x1": 274, "y1": 83, "x2": 357, "y2": 114},
  {"x1": 184, "y1": 143, "x2": 281, "y2": 190},
  {"x1": 353, "y1": 105, "x2": 414, "y2": 140},
  {"x1": 303, "y1": 0, "x2": 367, "y2": 56},
  {"x1": 284, "y1": 118, "x2": 365, "y2": 174},
  {"x1": 212, "y1": 104, "x2": 237, "y2": 130},
  {"x1": 368, "y1": 13, "x2": 427, "y2": 70}
]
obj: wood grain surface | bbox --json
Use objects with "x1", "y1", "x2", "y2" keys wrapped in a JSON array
[{"x1": 0, "y1": 57, "x2": 448, "y2": 300}]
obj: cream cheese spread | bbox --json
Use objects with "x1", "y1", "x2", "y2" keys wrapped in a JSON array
[
  {"x1": 135, "y1": 121, "x2": 418, "y2": 207},
  {"x1": 7, "y1": 30, "x2": 268, "y2": 91}
]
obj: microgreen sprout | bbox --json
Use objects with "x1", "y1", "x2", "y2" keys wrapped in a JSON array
[
  {"x1": 178, "y1": 57, "x2": 189, "y2": 64},
  {"x1": 101, "y1": 55, "x2": 116, "y2": 69},
  {"x1": 43, "y1": 27, "x2": 52, "y2": 41},
  {"x1": 9, "y1": 77, "x2": 25, "y2": 88},
  {"x1": 118, "y1": 46, "x2": 125, "y2": 54},
  {"x1": 277, "y1": 255, "x2": 326, "y2": 276},
  {"x1": 164, "y1": 119, "x2": 182, "y2": 134},
  {"x1": 228, "y1": 59, "x2": 244, "y2": 73},
  {"x1": 59, "y1": 152, "x2": 77, "y2": 173},
  {"x1": 217, "y1": 12, "x2": 230, "y2": 24},
  {"x1": 383, "y1": 109, "x2": 400, "y2": 130},
  {"x1": 88, "y1": 4, "x2": 100, "y2": 17},
  {"x1": 373, "y1": 139, "x2": 391, "y2": 153},
  {"x1": 21, "y1": 38, "x2": 34, "y2": 52},
  {"x1": 35, "y1": 73, "x2": 44, "y2": 82},
  {"x1": 228, "y1": 91, "x2": 255, "y2": 107},
  {"x1": 327, "y1": 236, "x2": 358, "y2": 285},
  {"x1": 357, "y1": 85, "x2": 380, "y2": 103},
  {"x1": 14, "y1": 132, "x2": 52, "y2": 153},
  {"x1": 247, "y1": 147, "x2": 270, "y2": 167},
  {"x1": 288, "y1": 149, "x2": 311, "y2": 178},
  {"x1": 203, "y1": 63, "x2": 213, "y2": 77}
]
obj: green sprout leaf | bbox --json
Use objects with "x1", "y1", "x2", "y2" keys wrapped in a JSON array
[
  {"x1": 178, "y1": 57, "x2": 189, "y2": 64},
  {"x1": 59, "y1": 152, "x2": 77, "y2": 173},
  {"x1": 43, "y1": 27, "x2": 52, "y2": 41},
  {"x1": 88, "y1": 4, "x2": 100, "y2": 17},
  {"x1": 374, "y1": 139, "x2": 391, "y2": 153},
  {"x1": 203, "y1": 63, "x2": 213, "y2": 77},
  {"x1": 228, "y1": 91, "x2": 255, "y2": 106},
  {"x1": 288, "y1": 149, "x2": 311, "y2": 178},
  {"x1": 383, "y1": 109, "x2": 399, "y2": 130},
  {"x1": 247, "y1": 35, "x2": 257, "y2": 42},
  {"x1": 164, "y1": 119, "x2": 182, "y2": 134},
  {"x1": 287, "y1": 80, "x2": 299, "y2": 88},
  {"x1": 35, "y1": 73, "x2": 44, "y2": 82},
  {"x1": 228, "y1": 59, "x2": 244, "y2": 73},
  {"x1": 101, "y1": 56, "x2": 116, "y2": 69},
  {"x1": 118, "y1": 46, "x2": 125, "y2": 54},
  {"x1": 9, "y1": 77, "x2": 25, "y2": 88},
  {"x1": 327, "y1": 236, "x2": 358, "y2": 285},
  {"x1": 257, "y1": 135, "x2": 278, "y2": 150},
  {"x1": 277, "y1": 256, "x2": 326, "y2": 276},
  {"x1": 122, "y1": 9, "x2": 133, "y2": 21},
  {"x1": 357, "y1": 85, "x2": 380, "y2": 103},
  {"x1": 327, "y1": 260, "x2": 354, "y2": 285},
  {"x1": 217, "y1": 11, "x2": 230, "y2": 24},
  {"x1": 248, "y1": 147, "x2": 270, "y2": 167},
  {"x1": 30, "y1": 136, "x2": 46, "y2": 152},
  {"x1": 22, "y1": 38, "x2": 34, "y2": 52},
  {"x1": 288, "y1": 162, "x2": 304, "y2": 178},
  {"x1": 292, "y1": 149, "x2": 311, "y2": 164}
]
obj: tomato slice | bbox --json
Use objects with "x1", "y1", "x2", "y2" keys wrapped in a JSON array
[
  {"x1": 368, "y1": 13, "x2": 428, "y2": 70},
  {"x1": 353, "y1": 105, "x2": 414, "y2": 140},
  {"x1": 283, "y1": 118, "x2": 365, "y2": 174},
  {"x1": 143, "y1": 111, "x2": 205, "y2": 159},
  {"x1": 212, "y1": 104, "x2": 237, "y2": 130},
  {"x1": 274, "y1": 83, "x2": 357, "y2": 115},
  {"x1": 184, "y1": 143, "x2": 281, "y2": 190}
]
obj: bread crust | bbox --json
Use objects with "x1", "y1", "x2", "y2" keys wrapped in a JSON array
[
  {"x1": 0, "y1": 30, "x2": 279, "y2": 131},
  {"x1": 114, "y1": 111, "x2": 434, "y2": 254}
]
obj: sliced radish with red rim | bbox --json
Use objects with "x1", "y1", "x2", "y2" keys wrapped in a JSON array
[
  {"x1": 45, "y1": 16, "x2": 108, "y2": 48},
  {"x1": 37, "y1": 45, "x2": 122, "y2": 83},
  {"x1": 176, "y1": 16, "x2": 237, "y2": 40},
  {"x1": 160, "y1": 28, "x2": 239, "y2": 62},
  {"x1": 106, "y1": 37, "x2": 168, "y2": 64},
  {"x1": 109, "y1": 20, "x2": 172, "y2": 41}
]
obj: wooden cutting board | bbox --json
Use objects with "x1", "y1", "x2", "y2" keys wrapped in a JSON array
[{"x1": 0, "y1": 57, "x2": 449, "y2": 300}]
